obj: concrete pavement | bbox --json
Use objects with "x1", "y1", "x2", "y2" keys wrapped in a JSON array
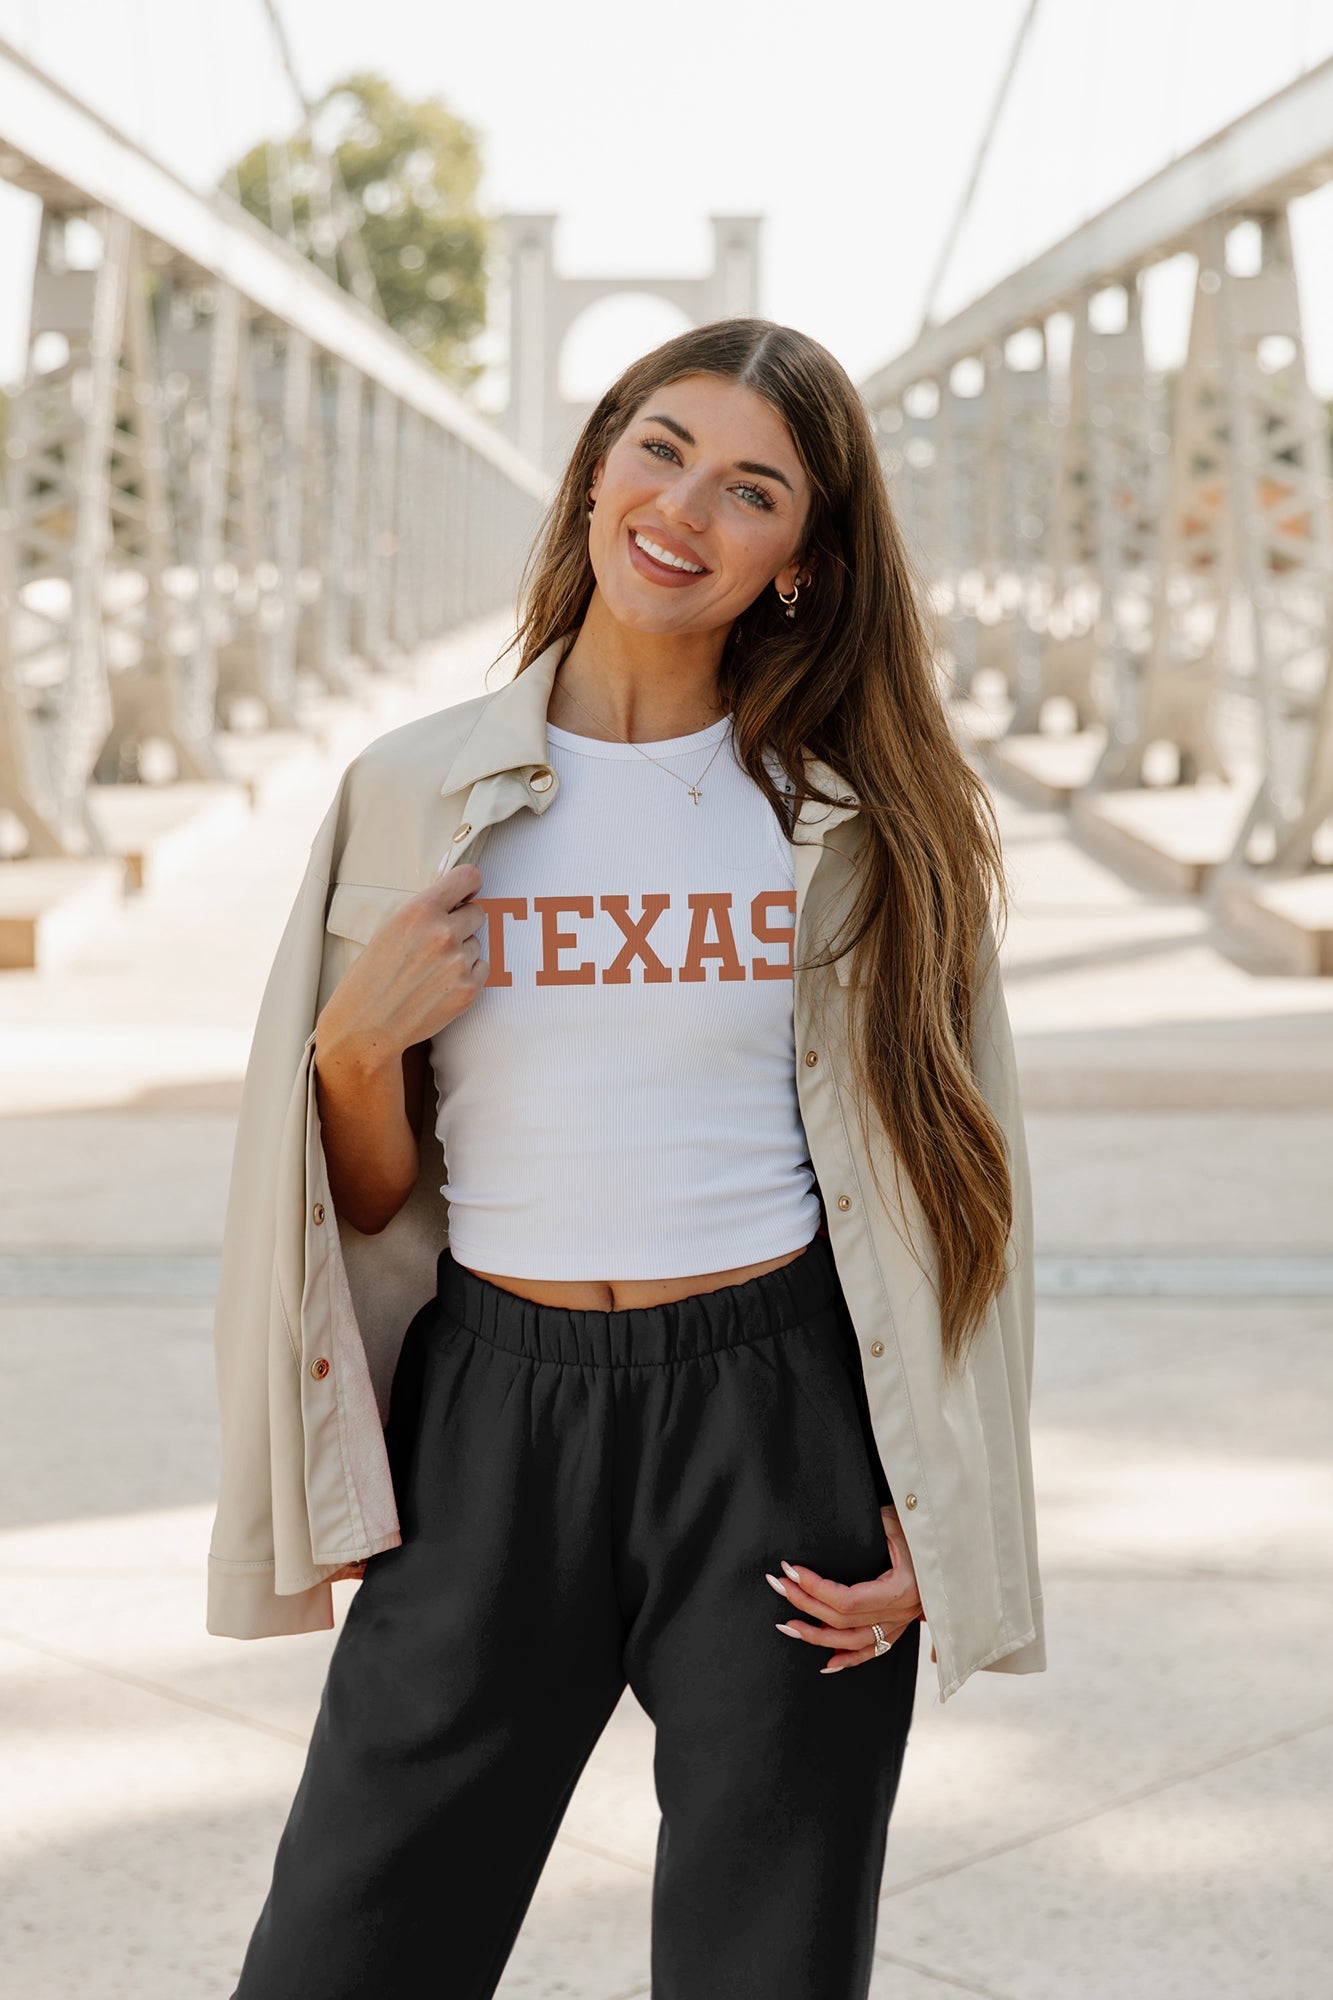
[{"x1": 1, "y1": 612, "x2": 1329, "y2": 1997}]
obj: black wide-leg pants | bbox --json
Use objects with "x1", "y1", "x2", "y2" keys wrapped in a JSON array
[{"x1": 231, "y1": 1229, "x2": 920, "y2": 2000}]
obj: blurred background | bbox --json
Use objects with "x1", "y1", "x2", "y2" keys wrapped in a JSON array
[{"x1": 0, "y1": 1, "x2": 1330, "y2": 1993}]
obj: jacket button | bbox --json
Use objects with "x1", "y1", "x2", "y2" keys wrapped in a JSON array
[
  {"x1": 310, "y1": 1357, "x2": 330, "y2": 1380},
  {"x1": 312, "y1": 1202, "x2": 325, "y2": 1225},
  {"x1": 836, "y1": 1194, "x2": 852, "y2": 1211},
  {"x1": 452, "y1": 822, "x2": 472, "y2": 842},
  {"x1": 904, "y1": 1492, "x2": 918, "y2": 1509},
  {"x1": 870, "y1": 1339, "x2": 885, "y2": 1357},
  {"x1": 804, "y1": 1050, "x2": 819, "y2": 1067},
  {"x1": 529, "y1": 768, "x2": 555, "y2": 793}
]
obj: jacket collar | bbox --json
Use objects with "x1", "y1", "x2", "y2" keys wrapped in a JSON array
[
  {"x1": 438, "y1": 631, "x2": 861, "y2": 840},
  {"x1": 438, "y1": 636, "x2": 570, "y2": 799}
]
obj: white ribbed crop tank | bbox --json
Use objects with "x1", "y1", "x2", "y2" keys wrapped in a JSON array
[{"x1": 428, "y1": 715, "x2": 822, "y2": 1280}]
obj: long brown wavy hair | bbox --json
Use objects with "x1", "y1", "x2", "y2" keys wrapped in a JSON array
[{"x1": 489, "y1": 317, "x2": 1013, "y2": 1372}]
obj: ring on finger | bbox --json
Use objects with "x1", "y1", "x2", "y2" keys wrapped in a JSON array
[{"x1": 872, "y1": 1622, "x2": 890, "y2": 1657}]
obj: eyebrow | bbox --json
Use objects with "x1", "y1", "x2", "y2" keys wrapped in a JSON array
[{"x1": 639, "y1": 411, "x2": 794, "y2": 494}]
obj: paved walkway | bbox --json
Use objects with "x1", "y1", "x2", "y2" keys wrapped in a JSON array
[{"x1": 1, "y1": 613, "x2": 1329, "y2": 1998}]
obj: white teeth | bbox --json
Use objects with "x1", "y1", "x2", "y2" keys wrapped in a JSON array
[{"x1": 634, "y1": 530, "x2": 704, "y2": 574}]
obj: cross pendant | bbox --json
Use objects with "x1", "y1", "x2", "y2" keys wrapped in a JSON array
[{"x1": 687, "y1": 784, "x2": 703, "y2": 804}]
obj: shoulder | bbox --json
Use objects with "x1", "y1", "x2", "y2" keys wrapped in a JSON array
[
  {"x1": 344, "y1": 682, "x2": 501, "y2": 799},
  {"x1": 308, "y1": 679, "x2": 510, "y2": 886}
]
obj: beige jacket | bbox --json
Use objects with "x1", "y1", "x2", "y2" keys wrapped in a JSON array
[{"x1": 206, "y1": 634, "x2": 1045, "y2": 1703}]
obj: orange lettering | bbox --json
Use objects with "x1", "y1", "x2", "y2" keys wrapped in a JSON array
[
  {"x1": 679, "y1": 893, "x2": 745, "y2": 982},
  {"x1": 534, "y1": 895, "x2": 595, "y2": 984},
  {"x1": 600, "y1": 893, "x2": 673, "y2": 983},
  {"x1": 472, "y1": 897, "x2": 528, "y2": 987},
  {"x1": 750, "y1": 890, "x2": 795, "y2": 980}
]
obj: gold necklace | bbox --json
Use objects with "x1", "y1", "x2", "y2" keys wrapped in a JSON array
[{"x1": 553, "y1": 677, "x2": 732, "y2": 805}]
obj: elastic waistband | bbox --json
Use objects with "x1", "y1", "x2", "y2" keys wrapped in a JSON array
[{"x1": 435, "y1": 1231, "x2": 842, "y2": 1368}]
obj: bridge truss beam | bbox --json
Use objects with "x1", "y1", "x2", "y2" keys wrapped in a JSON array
[
  {"x1": 863, "y1": 56, "x2": 1333, "y2": 883},
  {"x1": 0, "y1": 37, "x2": 549, "y2": 858}
]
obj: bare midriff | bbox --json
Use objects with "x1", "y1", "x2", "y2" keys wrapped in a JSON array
[{"x1": 460, "y1": 1239, "x2": 814, "y2": 1311}]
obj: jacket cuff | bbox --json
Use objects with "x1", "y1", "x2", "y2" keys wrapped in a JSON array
[
  {"x1": 983, "y1": 1623, "x2": 1047, "y2": 1675},
  {"x1": 206, "y1": 1559, "x2": 335, "y2": 1640}
]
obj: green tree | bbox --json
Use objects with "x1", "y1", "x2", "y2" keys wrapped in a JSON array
[{"x1": 224, "y1": 71, "x2": 490, "y2": 391}]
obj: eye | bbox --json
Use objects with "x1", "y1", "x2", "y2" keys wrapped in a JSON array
[{"x1": 638, "y1": 435, "x2": 776, "y2": 512}]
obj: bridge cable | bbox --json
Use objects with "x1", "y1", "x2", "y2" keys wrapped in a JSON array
[
  {"x1": 256, "y1": 0, "x2": 386, "y2": 317},
  {"x1": 915, "y1": 0, "x2": 1043, "y2": 339}
]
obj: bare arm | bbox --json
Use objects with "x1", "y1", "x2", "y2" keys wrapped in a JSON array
[
  {"x1": 313, "y1": 1040, "x2": 431, "y2": 1235},
  {"x1": 312, "y1": 863, "x2": 485, "y2": 1234}
]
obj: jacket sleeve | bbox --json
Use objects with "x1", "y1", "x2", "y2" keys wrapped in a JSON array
[
  {"x1": 205, "y1": 785, "x2": 346, "y2": 1638},
  {"x1": 971, "y1": 909, "x2": 1045, "y2": 1675},
  {"x1": 972, "y1": 911, "x2": 1036, "y2": 1404}
]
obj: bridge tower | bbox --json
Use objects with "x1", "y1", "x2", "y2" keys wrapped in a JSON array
[{"x1": 497, "y1": 214, "x2": 762, "y2": 478}]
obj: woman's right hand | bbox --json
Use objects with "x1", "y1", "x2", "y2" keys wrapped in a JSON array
[
  {"x1": 315, "y1": 861, "x2": 488, "y2": 1070},
  {"x1": 310, "y1": 863, "x2": 488, "y2": 1233}
]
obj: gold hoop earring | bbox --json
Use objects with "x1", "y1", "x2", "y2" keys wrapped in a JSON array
[
  {"x1": 586, "y1": 488, "x2": 596, "y2": 521},
  {"x1": 776, "y1": 578, "x2": 800, "y2": 618}
]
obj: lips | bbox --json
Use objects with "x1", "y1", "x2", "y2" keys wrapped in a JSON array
[
  {"x1": 620, "y1": 524, "x2": 704, "y2": 584},
  {"x1": 628, "y1": 526, "x2": 710, "y2": 574}
]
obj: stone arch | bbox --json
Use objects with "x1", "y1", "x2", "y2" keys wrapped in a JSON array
[
  {"x1": 498, "y1": 213, "x2": 762, "y2": 477},
  {"x1": 558, "y1": 291, "x2": 696, "y2": 403}
]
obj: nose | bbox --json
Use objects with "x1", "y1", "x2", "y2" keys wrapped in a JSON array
[{"x1": 656, "y1": 468, "x2": 710, "y2": 533}]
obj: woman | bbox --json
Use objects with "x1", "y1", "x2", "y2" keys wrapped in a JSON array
[{"x1": 214, "y1": 317, "x2": 1044, "y2": 2000}]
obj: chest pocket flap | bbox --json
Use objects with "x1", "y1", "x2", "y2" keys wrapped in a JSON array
[{"x1": 324, "y1": 881, "x2": 420, "y2": 945}]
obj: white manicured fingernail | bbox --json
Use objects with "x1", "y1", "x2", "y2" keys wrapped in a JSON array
[
  {"x1": 775, "y1": 1622, "x2": 802, "y2": 1638},
  {"x1": 781, "y1": 1560, "x2": 801, "y2": 1583},
  {"x1": 764, "y1": 1572, "x2": 788, "y2": 1598}
]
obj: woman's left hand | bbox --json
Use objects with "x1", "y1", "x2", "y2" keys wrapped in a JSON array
[{"x1": 764, "y1": 1504, "x2": 925, "y2": 1673}]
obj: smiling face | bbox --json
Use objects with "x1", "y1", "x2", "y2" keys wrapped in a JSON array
[{"x1": 585, "y1": 373, "x2": 815, "y2": 637}]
